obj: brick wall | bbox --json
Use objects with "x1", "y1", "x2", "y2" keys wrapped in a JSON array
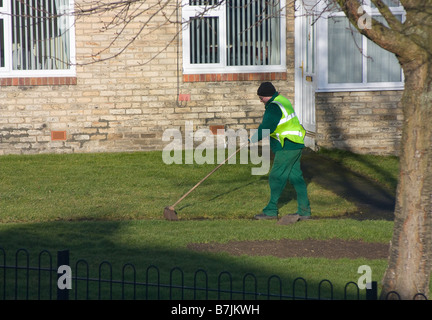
[
  {"x1": 0, "y1": 0, "x2": 295, "y2": 155},
  {"x1": 315, "y1": 90, "x2": 404, "y2": 155}
]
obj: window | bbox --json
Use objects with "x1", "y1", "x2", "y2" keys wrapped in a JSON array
[
  {"x1": 182, "y1": 0, "x2": 286, "y2": 74},
  {"x1": 317, "y1": 0, "x2": 404, "y2": 91},
  {"x1": 0, "y1": 0, "x2": 75, "y2": 78}
]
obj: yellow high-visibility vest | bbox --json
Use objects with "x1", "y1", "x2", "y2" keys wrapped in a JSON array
[{"x1": 269, "y1": 95, "x2": 305, "y2": 147}]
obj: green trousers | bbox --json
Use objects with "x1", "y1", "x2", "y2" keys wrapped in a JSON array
[{"x1": 262, "y1": 148, "x2": 311, "y2": 217}]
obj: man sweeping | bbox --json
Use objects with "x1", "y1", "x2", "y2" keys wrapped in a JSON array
[{"x1": 250, "y1": 82, "x2": 311, "y2": 222}]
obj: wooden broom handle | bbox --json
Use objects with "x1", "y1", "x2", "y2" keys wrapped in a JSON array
[{"x1": 172, "y1": 142, "x2": 249, "y2": 208}]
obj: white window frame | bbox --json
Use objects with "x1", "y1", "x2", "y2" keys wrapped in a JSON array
[
  {"x1": 0, "y1": 0, "x2": 76, "y2": 78},
  {"x1": 316, "y1": 0, "x2": 405, "y2": 92},
  {"x1": 182, "y1": 0, "x2": 286, "y2": 75}
]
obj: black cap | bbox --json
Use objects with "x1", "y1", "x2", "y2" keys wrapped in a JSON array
[{"x1": 257, "y1": 82, "x2": 276, "y2": 97}]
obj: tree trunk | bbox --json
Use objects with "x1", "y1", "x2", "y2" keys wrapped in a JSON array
[
  {"x1": 380, "y1": 61, "x2": 432, "y2": 300},
  {"x1": 330, "y1": 0, "x2": 432, "y2": 301}
]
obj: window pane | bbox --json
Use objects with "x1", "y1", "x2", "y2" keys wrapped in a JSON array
[
  {"x1": 0, "y1": 19, "x2": 4, "y2": 67},
  {"x1": 189, "y1": 17, "x2": 219, "y2": 64},
  {"x1": 11, "y1": 0, "x2": 71, "y2": 70},
  {"x1": 226, "y1": 0, "x2": 280, "y2": 66},
  {"x1": 367, "y1": 16, "x2": 401, "y2": 82},
  {"x1": 328, "y1": 16, "x2": 362, "y2": 83},
  {"x1": 367, "y1": 40, "x2": 401, "y2": 82},
  {"x1": 385, "y1": 0, "x2": 401, "y2": 6},
  {"x1": 371, "y1": 0, "x2": 400, "y2": 8}
]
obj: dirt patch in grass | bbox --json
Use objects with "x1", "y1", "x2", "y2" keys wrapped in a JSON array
[
  {"x1": 187, "y1": 150, "x2": 394, "y2": 260},
  {"x1": 187, "y1": 238, "x2": 389, "y2": 259}
]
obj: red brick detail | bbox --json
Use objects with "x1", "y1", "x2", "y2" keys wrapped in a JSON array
[
  {"x1": 51, "y1": 131, "x2": 67, "y2": 141},
  {"x1": 209, "y1": 125, "x2": 225, "y2": 135},
  {"x1": 0, "y1": 77, "x2": 77, "y2": 86},
  {"x1": 178, "y1": 94, "x2": 191, "y2": 101},
  {"x1": 183, "y1": 72, "x2": 286, "y2": 82}
]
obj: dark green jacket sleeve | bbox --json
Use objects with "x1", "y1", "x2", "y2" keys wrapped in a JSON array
[{"x1": 250, "y1": 103, "x2": 282, "y2": 143}]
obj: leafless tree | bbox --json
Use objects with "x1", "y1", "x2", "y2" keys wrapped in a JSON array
[{"x1": 321, "y1": 0, "x2": 431, "y2": 300}]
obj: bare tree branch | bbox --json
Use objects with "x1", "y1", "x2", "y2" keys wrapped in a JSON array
[
  {"x1": 73, "y1": 0, "x2": 181, "y2": 65},
  {"x1": 333, "y1": 0, "x2": 427, "y2": 64},
  {"x1": 370, "y1": 0, "x2": 403, "y2": 32}
]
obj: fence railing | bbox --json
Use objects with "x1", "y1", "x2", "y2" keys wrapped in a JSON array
[{"x1": 0, "y1": 247, "x2": 427, "y2": 301}]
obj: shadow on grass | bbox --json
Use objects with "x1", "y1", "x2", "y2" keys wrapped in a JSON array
[
  {"x1": 0, "y1": 220, "x2": 370, "y2": 300},
  {"x1": 183, "y1": 147, "x2": 396, "y2": 221},
  {"x1": 246, "y1": 148, "x2": 395, "y2": 221},
  {"x1": 300, "y1": 149, "x2": 395, "y2": 221}
]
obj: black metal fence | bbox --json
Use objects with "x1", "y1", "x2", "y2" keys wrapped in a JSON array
[{"x1": 0, "y1": 247, "x2": 427, "y2": 300}]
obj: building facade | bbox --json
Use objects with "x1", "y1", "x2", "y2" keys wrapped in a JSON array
[{"x1": 0, "y1": 0, "x2": 404, "y2": 156}]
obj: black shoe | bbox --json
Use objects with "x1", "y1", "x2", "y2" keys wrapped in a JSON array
[{"x1": 254, "y1": 213, "x2": 277, "y2": 220}]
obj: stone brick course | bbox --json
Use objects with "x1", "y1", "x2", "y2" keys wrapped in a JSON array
[{"x1": 315, "y1": 91, "x2": 403, "y2": 155}]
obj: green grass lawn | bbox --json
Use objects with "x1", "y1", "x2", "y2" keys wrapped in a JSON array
[
  {"x1": 0, "y1": 148, "x2": 385, "y2": 222},
  {"x1": 0, "y1": 148, "x2": 401, "y2": 299}
]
